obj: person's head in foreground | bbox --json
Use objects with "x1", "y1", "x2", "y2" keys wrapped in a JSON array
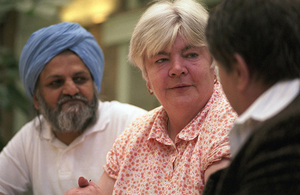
[
  {"x1": 205, "y1": 0, "x2": 300, "y2": 115},
  {"x1": 19, "y1": 22, "x2": 104, "y2": 142}
]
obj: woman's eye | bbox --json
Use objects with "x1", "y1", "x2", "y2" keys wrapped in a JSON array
[
  {"x1": 155, "y1": 58, "x2": 168, "y2": 63},
  {"x1": 186, "y1": 53, "x2": 199, "y2": 58}
]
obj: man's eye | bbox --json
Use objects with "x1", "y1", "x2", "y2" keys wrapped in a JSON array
[
  {"x1": 48, "y1": 80, "x2": 63, "y2": 88},
  {"x1": 74, "y1": 77, "x2": 88, "y2": 84}
]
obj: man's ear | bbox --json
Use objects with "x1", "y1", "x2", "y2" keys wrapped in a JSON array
[
  {"x1": 234, "y1": 53, "x2": 250, "y2": 92},
  {"x1": 33, "y1": 92, "x2": 40, "y2": 110}
]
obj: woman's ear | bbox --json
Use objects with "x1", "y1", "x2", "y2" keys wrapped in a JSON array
[
  {"x1": 234, "y1": 53, "x2": 250, "y2": 92},
  {"x1": 146, "y1": 82, "x2": 153, "y2": 95},
  {"x1": 146, "y1": 82, "x2": 151, "y2": 90}
]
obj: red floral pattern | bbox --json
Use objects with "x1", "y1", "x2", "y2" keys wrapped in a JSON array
[{"x1": 104, "y1": 83, "x2": 237, "y2": 194}]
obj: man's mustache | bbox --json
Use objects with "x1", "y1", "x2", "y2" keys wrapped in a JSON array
[{"x1": 57, "y1": 95, "x2": 89, "y2": 108}]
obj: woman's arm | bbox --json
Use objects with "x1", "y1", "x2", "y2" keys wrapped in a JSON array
[
  {"x1": 97, "y1": 172, "x2": 116, "y2": 195},
  {"x1": 204, "y1": 158, "x2": 230, "y2": 184}
]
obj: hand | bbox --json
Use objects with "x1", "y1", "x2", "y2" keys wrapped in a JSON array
[{"x1": 64, "y1": 176, "x2": 104, "y2": 195}]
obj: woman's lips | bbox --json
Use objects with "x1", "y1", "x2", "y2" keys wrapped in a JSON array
[{"x1": 170, "y1": 83, "x2": 192, "y2": 89}]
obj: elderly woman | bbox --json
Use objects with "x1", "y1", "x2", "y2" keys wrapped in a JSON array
[{"x1": 65, "y1": 0, "x2": 237, "y2": 194}]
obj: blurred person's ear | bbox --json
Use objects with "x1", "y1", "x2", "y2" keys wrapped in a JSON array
[{"x1": 234, "y1": 53, "x2": 250, "y2": 92}]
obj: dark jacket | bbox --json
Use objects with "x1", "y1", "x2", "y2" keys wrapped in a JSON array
[{"x1": 203, "y1": 92, "x2": 300, "y2": 195}]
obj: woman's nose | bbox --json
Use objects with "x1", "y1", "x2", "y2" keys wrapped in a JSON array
[{"x1": 169, "y1": 57, "x2": 188, "y2": 77}]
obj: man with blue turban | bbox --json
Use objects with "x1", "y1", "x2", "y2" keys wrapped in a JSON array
[{"x1": 0, "y1": 22, "x2": 146, "y2": 195}]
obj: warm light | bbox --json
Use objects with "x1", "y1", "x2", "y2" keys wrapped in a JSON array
[{"x1": 60, "y1": 0, "x2": 119, "y2": 25}]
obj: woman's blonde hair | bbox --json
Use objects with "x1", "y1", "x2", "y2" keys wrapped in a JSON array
[{"x1": 129, "y1": 0, "x2": 209, "y2": 80}]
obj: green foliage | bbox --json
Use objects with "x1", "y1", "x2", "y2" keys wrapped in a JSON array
[{"x1": 0, "y1": 47, "x2": 30, "y2": 123}]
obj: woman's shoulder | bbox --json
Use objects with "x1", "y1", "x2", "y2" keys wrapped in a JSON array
[{"x1": 114, "y1": 106, "x2": 165, "y2": 142}]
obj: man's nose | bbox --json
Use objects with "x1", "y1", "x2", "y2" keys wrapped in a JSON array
[{"x1": 62, "y1": 80, "x2": 79, "y2": 96}]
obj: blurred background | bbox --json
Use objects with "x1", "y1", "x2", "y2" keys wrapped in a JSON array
[{"x1": 0, "y1": 0, "x2": 221, "y2": 150}]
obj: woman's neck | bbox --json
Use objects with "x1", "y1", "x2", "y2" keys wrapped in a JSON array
[{"x1": 166, "y1": 108, "x2": 200, "y2": 142}]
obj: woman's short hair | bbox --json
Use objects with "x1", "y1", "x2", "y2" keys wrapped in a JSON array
[{"x1": 129, "y1": 0, "x2": 209, "y2": 80}]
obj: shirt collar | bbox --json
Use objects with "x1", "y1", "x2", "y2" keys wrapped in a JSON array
[
  {"x1": 148, "y1": 107, "x2": 173, "y2": 145},
  {"x1": 230, "y1": 78, "x2": 300, "y2": 157},
  {"x1": 179, "y1": 82, "x2": 223, "y2": 141},
  {"x1": 236, "y1": 78, "x2": 300, "y2": 124},
  {"x1": 148, "y1": 82, "x2": 222, "y2": 143}
]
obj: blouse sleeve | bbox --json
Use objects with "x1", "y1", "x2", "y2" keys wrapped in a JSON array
[
  {"x1": 200, "y1": 87, "x2": 237, "y2": 172},
  {"x1": 103, "y1": 121, "x2": 137, "y2": 180}
]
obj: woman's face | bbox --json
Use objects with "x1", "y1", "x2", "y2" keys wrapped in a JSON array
[{"x1": 144, "y1": 35, "x2": 215, "y2": 113}]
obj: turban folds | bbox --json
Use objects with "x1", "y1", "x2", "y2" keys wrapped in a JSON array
[{"x1": 19, "y1": 22, "x2": 104, "y2": 99}]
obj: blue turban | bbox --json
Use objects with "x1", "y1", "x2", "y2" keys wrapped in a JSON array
[{"x1": 19, "y1": 22, "x2": 104, "y2": 99}]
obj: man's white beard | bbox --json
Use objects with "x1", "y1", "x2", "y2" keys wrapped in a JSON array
[{"x1": 36, "y1": 90, "x2": 98, "y2": 134}]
